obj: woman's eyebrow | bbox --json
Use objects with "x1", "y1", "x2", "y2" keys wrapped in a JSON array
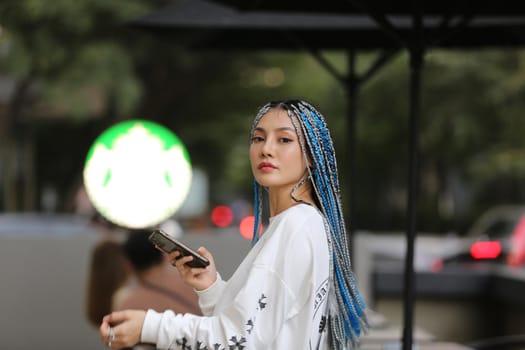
[{"x1": 254, "y1": 126, "x2": 295, "y2": 133}]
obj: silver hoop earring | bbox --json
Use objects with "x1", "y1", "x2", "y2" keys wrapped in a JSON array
[{"x1": 290, "y1": 173, "x2": 310, "y2": 203}]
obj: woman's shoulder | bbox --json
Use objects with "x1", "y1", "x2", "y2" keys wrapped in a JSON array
[
  {"x1": 267, "y1": 204, "x2": 325, "y2": 245},
  {"x1": 259, "y1": 203, "x2": 329, "y2": 276},
  {"x1": 277, "y1": 203, "x2": 324, "y2": 229}
]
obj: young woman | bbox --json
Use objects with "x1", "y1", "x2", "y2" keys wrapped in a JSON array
[{"x1": 100, "y1": 99, "x2": 367, "y2": 349}]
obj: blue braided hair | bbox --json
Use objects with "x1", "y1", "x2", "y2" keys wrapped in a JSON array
[{"x1": 249, "y1": 99, "x2": 367, "y2": 349}]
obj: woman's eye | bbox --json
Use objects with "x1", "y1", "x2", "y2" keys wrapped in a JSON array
[
  {"x1": 280, "y1": 138, "x2": 293, "y2": 143},
  {"x1": 251, "y1": 136, "x2": 264, "y2": 143}
]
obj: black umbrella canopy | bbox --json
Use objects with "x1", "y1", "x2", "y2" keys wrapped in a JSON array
[
  {"x1": 211, "y1": 0, "x2": 525, "y2": 16},
  {"x1": 130, "y1": 0, "x2": 525, "y2": 50},
  {"x1": 128, "y1": 0, "x2": 379, "y2": 50}
]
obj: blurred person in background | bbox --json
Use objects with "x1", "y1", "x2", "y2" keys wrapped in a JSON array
[
  {"x1": 113, "y1": 229, "x2": 201, "y2": 315},
  {"x1": 100, "y1": 99, "x2": 367, "y2": 350},
  {"x1": 86, "y1": 224, "x2": 199, "y2": 330},
  {"x1": 86, "y1": 239, "x2": 129, "y2": 328}
]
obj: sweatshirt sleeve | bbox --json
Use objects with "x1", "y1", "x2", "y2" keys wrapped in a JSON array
[
  {"x1": 140, "y1": 265, "x2": 302, "y2": 349},
  {"x1": 195, "y1": 273, "x2": 226, "y2": 316}
]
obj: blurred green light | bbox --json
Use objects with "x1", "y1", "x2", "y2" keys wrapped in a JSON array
[{"x1": 83, "y1": 120, "x2": 192, "y2": 228}]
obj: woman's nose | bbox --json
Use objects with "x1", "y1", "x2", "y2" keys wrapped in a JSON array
[{"x1": 261, "y1": 139, "x2": 274, "y2": 157}]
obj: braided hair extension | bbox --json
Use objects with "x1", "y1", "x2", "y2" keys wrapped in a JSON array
[{"x1": 249, "y1": 100, "x2": 367, "y2": 349}]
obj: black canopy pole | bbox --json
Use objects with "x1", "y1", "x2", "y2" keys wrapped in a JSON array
[
  {"x1": 347, "y1": 49, "x2": 399, "y2": 251},
  {"x1": 307, "y1": 47, "x2": 398, "y2": 267},
  {"x1": 402, "y1": 8, "x2": 424, "y2": 350},
  {"x1": 346, "y1": 49, "x2": 358, "y2": 243}
]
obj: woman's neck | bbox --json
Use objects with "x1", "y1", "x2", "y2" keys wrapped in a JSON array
[{"x1": 268, "y1": 183, "x2": 315, "y2": 217}]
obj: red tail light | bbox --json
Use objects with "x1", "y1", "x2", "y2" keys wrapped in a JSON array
[
  {"x1": 470, "y1": 241, "x2": 501, "y2": 259},
  {"x1": 507, "y1": 216, "x2": 525, "y2": 266},
  {"x1": 431, "y1": 258, "x2": 444, "y2": 272}
]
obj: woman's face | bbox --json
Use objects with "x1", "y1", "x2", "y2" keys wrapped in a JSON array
[{"x1": 249, "y1": 108, "x2": 307, "y2": 190}]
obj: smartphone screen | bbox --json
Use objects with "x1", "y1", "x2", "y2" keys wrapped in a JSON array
[{"x1": 148, "y1": 230, "x2": 210, "y2": 268}]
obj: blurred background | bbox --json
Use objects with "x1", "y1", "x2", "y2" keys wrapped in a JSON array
[{"x1": 1, "y1": 0, "x2": 525, "y2": 349}]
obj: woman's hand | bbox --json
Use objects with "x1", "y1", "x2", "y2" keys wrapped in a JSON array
[
  {"x1": 100, "y1": 310, "x2": 146, "y2": 349},
  {"x1": 169, "y1": 247, "x2": 217, "y2": 291}
]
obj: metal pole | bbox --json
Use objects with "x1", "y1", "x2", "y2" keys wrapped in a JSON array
[
  {"x1": 346, "y1": 49, "x2": 358, "y2": 241},
  {"x1": 402, "y1": 9, "x2": 424, "y2": 350}
]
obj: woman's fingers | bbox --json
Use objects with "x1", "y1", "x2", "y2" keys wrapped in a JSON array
[
  {"x1": 167, "y1": 250, "x2": 194, "y2": 268},
  {"x1": 100, "y1": 311, "x2": 125, "y2": 348},
  {"x1": 173, "y1": 254, "x2": 194, "y2": 269},
  {"x1": 103, "y1": 310, "x2": 126, "y2": 324},
  {"x1": 99, "y1": 310, "x2": 146, "y2": 349},
  {"x1": 197, "y1": 246, "x2": 213, "y2": 261},
  {"x1": 167, "y1": 249, "x2": 180, "y2": 261},
  {"x1": 99, "y1": 319, "x2": 111, "y2": 345}
]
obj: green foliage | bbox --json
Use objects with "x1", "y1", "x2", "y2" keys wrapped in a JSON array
[
  {"x1": 0, "y1": 0, "x2": 151, "y2": 117},
  {"x1": 422, "y1": 50, "x2": 525, "y2": 216},
  {"x1": 38, "y1": 43, "x2": 142, "y2": 118},
  {"x1": 353, "y1": 49, "x2": 525, "y2": 231}
]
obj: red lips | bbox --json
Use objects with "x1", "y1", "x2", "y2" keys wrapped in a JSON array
[{"x1": 258, "y1": 162, "x2": 277, "y2": 170}]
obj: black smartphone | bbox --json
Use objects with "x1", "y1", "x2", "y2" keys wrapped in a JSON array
[{"x1": 148, "y1": 229, "x2": 210, "y2": 268}]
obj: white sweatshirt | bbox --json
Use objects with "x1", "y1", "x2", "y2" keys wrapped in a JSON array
[{"x1": 141, "y1": 203, "x2": 330, "y2": 349}]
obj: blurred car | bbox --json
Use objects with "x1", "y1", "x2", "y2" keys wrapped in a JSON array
[{"x1": 432, "y1": 205, "x2": 525, "y2": 270}]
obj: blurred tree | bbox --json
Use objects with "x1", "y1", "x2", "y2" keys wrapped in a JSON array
[
  {"x1": 0, "y1": 0, "x2": 152, "y2": 210},
  {"x1": 356, "y1": 49, "x2": 525, "y2": 233},
  {"x1": 421, "y1": 50, "x2": 525, "y2": 232}
]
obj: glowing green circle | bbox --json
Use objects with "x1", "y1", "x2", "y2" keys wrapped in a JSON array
[{"x1": 83, "y1": 120, "x2": 192, "y2": 228}]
